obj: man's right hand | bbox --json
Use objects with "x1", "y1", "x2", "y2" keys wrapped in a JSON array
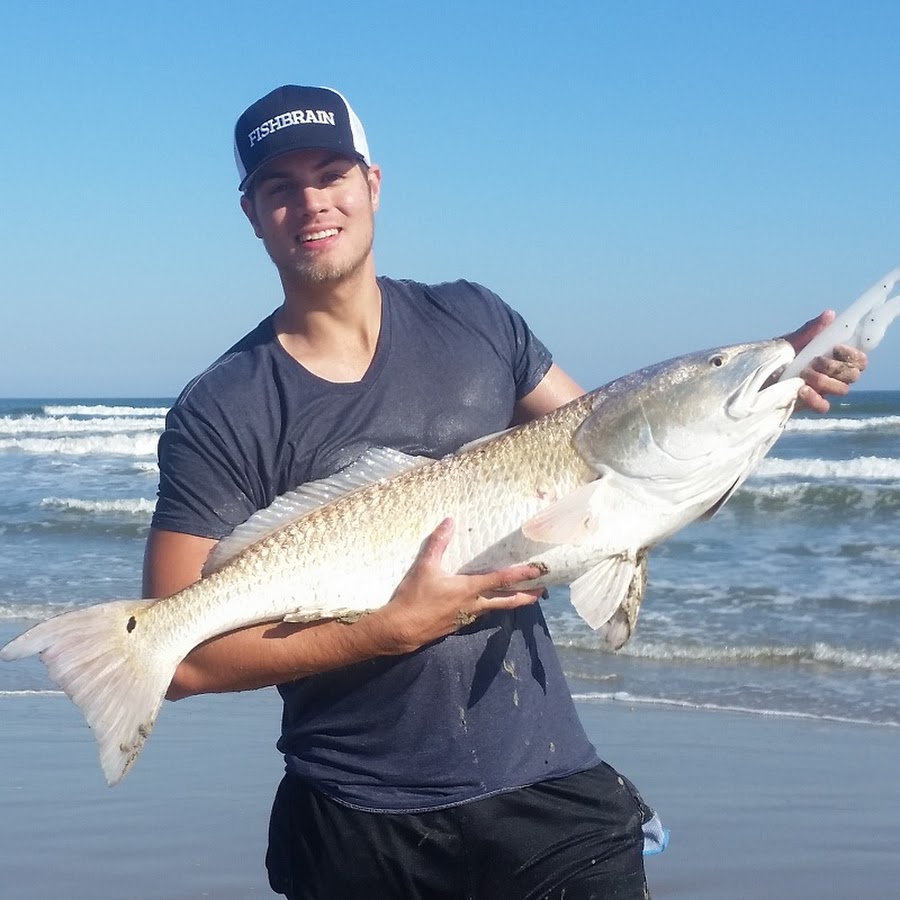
[{"x1": 368, "y1": 518, "x2": 546, "y2": 656}]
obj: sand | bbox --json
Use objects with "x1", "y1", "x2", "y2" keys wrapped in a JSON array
[{"x1": 1, "y1": 689, "x2": 897, "y2": 899}]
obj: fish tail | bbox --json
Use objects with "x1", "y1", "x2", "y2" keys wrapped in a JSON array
[{"x1": 0, "y1": 599, "x2": 181, "y2": 786}]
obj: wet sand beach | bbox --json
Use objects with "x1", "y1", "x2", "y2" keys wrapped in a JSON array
[{"x1": 1, "y1": 690, "x2": 897, "y2": 899}]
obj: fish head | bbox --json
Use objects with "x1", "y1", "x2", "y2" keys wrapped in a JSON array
[{"x1": 573, "y1": 339, "x2": 804, "y2": 500}]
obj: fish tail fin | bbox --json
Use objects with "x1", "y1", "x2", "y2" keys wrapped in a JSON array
[{"x1": 0, "y1": 599, "x2": 180, "y2": 785}]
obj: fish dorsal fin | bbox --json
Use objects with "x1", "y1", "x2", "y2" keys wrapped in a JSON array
[
  {"x1": 203, "y1": 447, "x2": 431, "y2": 575},
  {"x1": 455, "y1": 427, "x2": 514, "y2": 455},
  {"x1": 520, "y1": 478, "x2": 608, "y2": 545}
]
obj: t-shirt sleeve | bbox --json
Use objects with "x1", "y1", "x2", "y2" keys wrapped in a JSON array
[
  {"x1": 150, "y1": 401, "x2": 259, "y2": 539},
  {"x1": 466, "y1": 281, "x2": 553, "y2": 399}
]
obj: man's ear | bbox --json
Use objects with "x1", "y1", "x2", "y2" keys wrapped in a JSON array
[
  {"x1": 240, "y1": 192, "x2": 264, "y2": 239},
  {"x1": 367, "y1": 164, "x2": 382, "y2": 213}
]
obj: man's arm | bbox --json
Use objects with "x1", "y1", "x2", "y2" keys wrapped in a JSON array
[
  {"x1": 511, "y1": 322, "x2": 867, "y2": 422},
  {"x1": 512, "y1": 363, "x2": 585, "y2": 423},
  {"x1": 145, "y1": 522, "x2": 546, "y2": 701}
]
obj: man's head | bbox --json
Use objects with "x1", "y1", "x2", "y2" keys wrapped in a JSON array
[
  {"x1": 234, "y1": 85, "x2": 370, "y2": 194},
  {"x1": 235, "y1": 86, "x2": 381, "y2": 289}
]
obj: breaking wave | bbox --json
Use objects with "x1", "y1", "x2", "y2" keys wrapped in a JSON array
[
  {"x1": 42, "y1": 404, "x2": 169, "y2": 417},
  {"x1": 39, "y1": 497, "x2": 156, "y2": 516},
  {"x1": 0, "y1": 434, "x2": 159, "y2": 456},
  {"x1": 787, "y1": 415, "x2": 900, "y2": 433},
  {"x1": 755, "y1": 455, "x2": 900, "y2": 480},
  {"x1": 0, "y1": 600, "x2": 86, "y2": 621},
  {"x1": 0, "y1": 415, "x2": 164, "y2": 435},
  {"x1": 0, "y1": 690, "x2": 65, "y2": 698},
  {"x1": 572, "y1": 691, "x2": 900, "y2": 728},
  {"x1": 619, "y1": 639, "x2": 900, "y2": 672},
  {"x1": 731, "y1": 479, "x2": 900, "y2": 513},
  {"x1": 557, "y1": 634, "x2": 900, "y2": 673}
]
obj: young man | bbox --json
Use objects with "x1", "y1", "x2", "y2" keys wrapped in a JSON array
[{"x1": 144, "y1": 85, "x2": 865, "y2": 899}]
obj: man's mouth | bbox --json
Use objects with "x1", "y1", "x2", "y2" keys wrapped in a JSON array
[{"x1": 300, "y1": 228, "x2": 339, "y2": 244}]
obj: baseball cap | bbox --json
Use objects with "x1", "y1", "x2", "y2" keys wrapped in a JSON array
[{"x1": 234, "y1": 85, "x2": 371, "y2": 191}]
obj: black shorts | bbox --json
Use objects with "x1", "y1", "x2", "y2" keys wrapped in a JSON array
[{"x1": 266, "y1": 762, "x2": 651, "y2": 899}]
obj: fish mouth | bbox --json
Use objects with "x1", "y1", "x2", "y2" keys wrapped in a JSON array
[{"x1": 731, "y1": 341, "x2": 803, "y2": 417}]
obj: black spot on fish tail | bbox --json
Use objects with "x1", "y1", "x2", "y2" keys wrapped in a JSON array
[{"x1": 126, "y1": 616, "x2": 137, "y2": 633}]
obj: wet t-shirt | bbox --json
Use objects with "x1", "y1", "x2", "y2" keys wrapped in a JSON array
[{"x1": 152, "y1": 277, "x2": 599, "y2": 811}]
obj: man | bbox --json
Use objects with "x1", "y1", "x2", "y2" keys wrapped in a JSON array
[{"x1": 144, "y1": 85, "x2": 865, "y2": 899}]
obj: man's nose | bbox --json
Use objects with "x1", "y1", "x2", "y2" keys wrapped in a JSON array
[{"x1": 297, "y1": 185, "x2": 328, "y2": 215}]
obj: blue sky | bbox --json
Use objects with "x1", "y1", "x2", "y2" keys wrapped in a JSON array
[{"x1": 2, "y1": 1, "x2": 898, "y2": 396}]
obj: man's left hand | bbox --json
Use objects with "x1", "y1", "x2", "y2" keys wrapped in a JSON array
[{"x1": 782, "y1": 311, "x2": 867, "y2": 413}]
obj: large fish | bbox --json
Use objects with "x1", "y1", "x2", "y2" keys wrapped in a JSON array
[{"x1": 2, "y1": 339, "x2": 802, "y2": 785}]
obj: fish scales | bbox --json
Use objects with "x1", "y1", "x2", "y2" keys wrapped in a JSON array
[{"x1": 186, "y1": 391, "x2": 598, "y2": 638}]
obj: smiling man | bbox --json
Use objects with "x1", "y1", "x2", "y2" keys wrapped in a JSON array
[{"x1": 144, "y1": 85, "x2": 864, "y2": 899}]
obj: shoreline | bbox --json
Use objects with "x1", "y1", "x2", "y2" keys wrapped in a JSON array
[{"x1": 1, "y1": 691, "x2": 897, "y2": 898}]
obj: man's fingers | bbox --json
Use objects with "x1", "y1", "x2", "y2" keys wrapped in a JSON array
[
  {"x1": 456, "y1": 587, "x2": 544, "y2": 628},
  {"x1": 793, "y1": 336, "x2": 867, "y2": 414},
  {"x1": 448, "y1": 562, "x2": 547, "y2": 628},
  {"x1": 797, "y1": 384, "x2": 831, "y2": 414},
  {"x1": 418, "y1": 518, "x2": 454, "y2": 565},
  {"x1": 797, "y1": 344, "x2": 867, "y2": 412},
  {"x1": 812, "y1": 356, "x2": 861, "y2": 385},
  {"x1": 471, "y1": 561, "x2": 547, "y2": 597},
  {"x1": 831, "y1": 344, "x2": 868, "y2": 372}
]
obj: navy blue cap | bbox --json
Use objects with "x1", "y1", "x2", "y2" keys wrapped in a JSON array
[{"x1": 234, "y1": 85, "x2": 370, "y2": 190}]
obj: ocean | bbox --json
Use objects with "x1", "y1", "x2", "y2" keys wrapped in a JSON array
[{"x1": 1, "y1": 393, "x2": 898, "y2": 732}]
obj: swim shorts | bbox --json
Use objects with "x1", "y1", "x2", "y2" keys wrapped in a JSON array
[{"x1": 266, "y1": 761, "x2": 652, "y2": 899}]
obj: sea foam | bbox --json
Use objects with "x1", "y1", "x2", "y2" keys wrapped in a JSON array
[
  {"x1": 42, "y1": 404, "x2": 169, "y2": 417},
  {"x1": 0, "y1": 434, "x2": 160, "y2": 456},
  {"x1": 755, "y1": 455, "x2": 900, "y2": 480},
  {"x1": 0, "y1": 415, "x2": 165, "y2": 435}
]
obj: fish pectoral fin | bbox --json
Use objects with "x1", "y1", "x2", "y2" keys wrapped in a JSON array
[
  {"x1": 569, "y1": 553, "x2": 642, "y2": 630},
  {"x1": 699, "y1": 477, "x2": 742, "y2": 521},
  {"x1": 521, "y1": 480, "x2": 607, "y2": 545}
]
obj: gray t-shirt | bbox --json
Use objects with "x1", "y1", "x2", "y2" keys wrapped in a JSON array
[{"x1": 152, "y1": 277, "x2": 599, "y2": 811}]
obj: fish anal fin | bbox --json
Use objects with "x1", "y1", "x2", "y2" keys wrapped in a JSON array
[
  {"x1": 521, "y1": 480, "x2": 607, "y2": 546},
  {"x1": 570, "y1": 550, "x2": 647, "y2": 633},
  {"x1": 595, "y1": 551, "x2": 649, "y2": 649}
]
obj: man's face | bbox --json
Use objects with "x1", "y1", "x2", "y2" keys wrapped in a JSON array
[{"x1": 241, "y1": 148, "x2": 381, "y2": 287}]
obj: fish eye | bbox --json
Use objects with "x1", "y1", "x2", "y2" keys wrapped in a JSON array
[{"x1": 709, "y1": 354, "x2": 726, "y2": 368}]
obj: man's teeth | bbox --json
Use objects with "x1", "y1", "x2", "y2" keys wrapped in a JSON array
[{"x1": 301, "y1": 229, "x2": 338, "y2": 243}]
